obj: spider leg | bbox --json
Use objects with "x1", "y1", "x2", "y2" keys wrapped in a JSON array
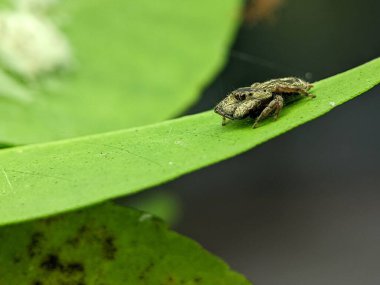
[
  {"x1": 299, "y1": 89, "x2": 316, "y2": 98},
  {"x1": 253, "y1": 95, "x2": 284, "y2": 128},
  {"x1": 273, "y1": 83, "x2": 316, "y2": 99},
  {"x1": 273, "y1": 95, "x2": 284, "y2": 119},
  {"x1": 222, "y1": 117, "x2": 227, "y2": 126}
]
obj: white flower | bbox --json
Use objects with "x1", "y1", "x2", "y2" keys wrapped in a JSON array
[{"x1": 0, "y1": 8, "x2": 71, "y2": 79}]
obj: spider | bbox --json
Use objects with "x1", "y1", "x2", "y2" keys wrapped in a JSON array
[{"x1": 214, "y1": 77, "x2": 315, "y2": 128}]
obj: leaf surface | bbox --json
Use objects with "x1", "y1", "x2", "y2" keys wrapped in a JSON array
[
  {"x1": 0, "y1": 58, "x2": 379, "y2": 226},
  {"x1": 0, "y1": 203, "x2": 250, "y2": 285},
  {"x1": 0, "y1": 0, "x2": 241, "y2": 144}
]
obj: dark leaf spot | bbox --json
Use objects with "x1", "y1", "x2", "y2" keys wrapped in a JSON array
[
  {"x1": 103, "y1": 236, "x2": 117, "y2": 260},
  {"x1": 40, "y1": 254, "x2": 85, "y2": 276},
  {"x1": 40, "y1": 254, "x2": 62, "y2": 271},
  {"x1": 65, "y1": 262, "x2": 84, "y2": 273},
  {"x1": 13, "y1": 256, "x2": 21, "y2": 263},
  {"x1": 28, "y1": 232, "x2": 44, "y2": 258}
]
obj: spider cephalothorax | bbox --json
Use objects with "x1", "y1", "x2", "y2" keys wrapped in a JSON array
[{"x1": 214, "y1": 77, "x2": 315, "y2": 128}]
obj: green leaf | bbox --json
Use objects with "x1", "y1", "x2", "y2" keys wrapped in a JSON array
[
  {"x1": 0, "y1": 0, "x2": 241, "y2": 145},
  {"x1": 0, "y1": 203, "x2": 250, "y2": 285},
  {"x1": 0, "y1": 58, "x2": 379, "y2": 226}
]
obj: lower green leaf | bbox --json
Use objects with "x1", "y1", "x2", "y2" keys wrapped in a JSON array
[
  {"x1": 0, "y1": 203, "x2": 250, "y2": 285},
  {"x1": 0, "y1": 58, "x2": 379, "y2": 226}
]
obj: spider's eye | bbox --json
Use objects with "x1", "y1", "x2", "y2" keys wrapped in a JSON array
[{"x1": 235, "y1": 93, "x2": 246, "y2": 100}]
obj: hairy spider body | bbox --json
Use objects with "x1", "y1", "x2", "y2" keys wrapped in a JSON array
[{"x1": 214, "y1": 77, "x2": 314, "y2": 128}]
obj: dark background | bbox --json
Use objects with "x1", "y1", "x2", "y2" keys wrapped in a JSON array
[{"x1": 131, "y1": 0, "x2": 380, "y2": 284}]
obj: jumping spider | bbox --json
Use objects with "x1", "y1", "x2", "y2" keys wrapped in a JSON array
[{"x1": 214, "y1": 77, "x2": 315, "y2": 128}]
